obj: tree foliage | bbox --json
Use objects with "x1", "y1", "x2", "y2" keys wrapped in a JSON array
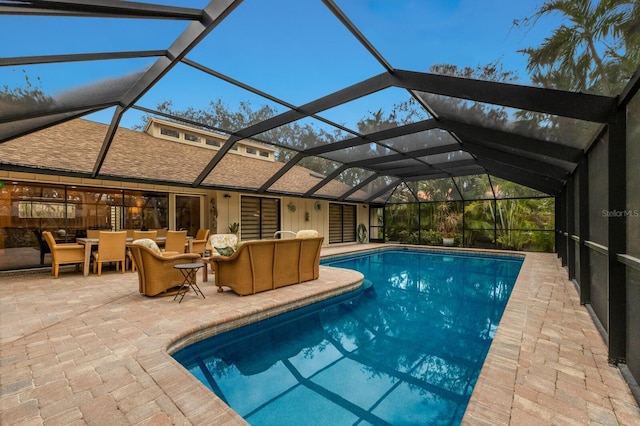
[
  {"x1": 0, "y1": 70, "x2": 52, "y2": 110},
  {"x1": 515, "y1": 0, "x2": 640, "y2": 95},
  {"x1": 384, "y1": 179, "x2": 555, "y2": 251}
]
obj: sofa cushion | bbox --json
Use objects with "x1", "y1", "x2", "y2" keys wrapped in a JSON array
[
  {"x1": 296, "y1": 229, "x2": 319, "y2": 238},
  {"x1": 131, "y1": 238, "x2": 161, "y2": 254},
  {"x1": 210, "y1": 233, "x2": 238, "y2": 249}
]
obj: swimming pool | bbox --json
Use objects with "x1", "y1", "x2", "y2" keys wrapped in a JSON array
[{"x1": 173, "y1": 248, "x2": 523, "y2": 425}]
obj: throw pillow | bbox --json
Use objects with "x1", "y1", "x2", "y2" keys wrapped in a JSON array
[{"x1": 215, "y1": 246, "x2": 235, "y2": 256}]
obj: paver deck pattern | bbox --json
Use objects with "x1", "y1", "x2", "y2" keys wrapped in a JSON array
[{"x1": 1, "y1": 244, "x2": 639, "y2": 425}]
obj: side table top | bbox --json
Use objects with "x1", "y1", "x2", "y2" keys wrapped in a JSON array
[{"x1": 174, "y1": 263, "x2": 204, "y2": 269}]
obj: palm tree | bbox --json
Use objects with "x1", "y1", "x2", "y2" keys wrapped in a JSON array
[{"x1": 516, "y1": 0, "x2": 639, "y2": 96}]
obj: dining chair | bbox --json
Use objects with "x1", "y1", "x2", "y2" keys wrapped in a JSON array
[
  {"x1": 190, "y1": 228, "x2": 210, "y2": 257},
  {"x1": 163, "y1": 230, "x2": 188, "y2": 255},
  {"x1": 154, "y1": 228, "x2": 168, "y2": 239},
  {"x1": 132, "y1": 230, "x2": 158, "y2": 241},
  {"x1": 42, "y1": 231, "x2": 85, "y2": 278},
  {"x1": 86, "y1": 229, "x2": 101, "y2": 239},
  {"x1": 92, "y1": 231, "x2": 127, "y2": 276},
  {"x1": 33, "y1": 229, "x2": 51, "y2": 265}
]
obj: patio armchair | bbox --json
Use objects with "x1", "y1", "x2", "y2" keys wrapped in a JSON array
[
  {"x1": 190, "y1": 228, "x2": 210, "y2": 257},
  {"x1": 92, "y1": 231, "x2": 127, "y2": 276},
  {"x1": 128, "y1": 242, "x2": 201, "y2": 296},
  {"x1": 41, "y1": 230, "x2": 85, "y2": 278},
  {"x1": 128, "y1": 230, "x2": 159, "y2": 272}
]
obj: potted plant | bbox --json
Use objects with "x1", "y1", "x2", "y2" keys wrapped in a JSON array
[
  {"x1": 436, "y1": 202, "x2": 459, "y2": 247},
  {"x1": 228, "y1": 222, "x2": 239, "y2": 235}
]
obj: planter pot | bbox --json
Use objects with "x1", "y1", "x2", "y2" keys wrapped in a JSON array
[{"x1": 442, "y1": 237, "x2": 455, "y2": 247}]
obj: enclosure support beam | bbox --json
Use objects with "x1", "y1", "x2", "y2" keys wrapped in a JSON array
[
  {"x1": 560, "y1": 186, "x2": 569, "y2": 266},
  {"x1": 555, "y1": 195, "x2": 561, "y2": 260},
  {"x1": 607, "y1": 107, "x2": 627, "y2": 365},
  {"x1": 567, "y1": 176, "x2": 576, "y2": 280},
  {"x1": 579, "y1": 160, "x2": 591, "y2": 305}
]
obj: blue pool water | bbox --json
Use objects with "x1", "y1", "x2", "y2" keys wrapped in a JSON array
[{"x1": 173, "y1": 248, "x2": 523, "y2": 425}]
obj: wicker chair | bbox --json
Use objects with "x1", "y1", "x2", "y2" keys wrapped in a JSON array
[
  {"x1": 154, "y1": 228, "x2": 168, "y2": 238},
  {"x1": 132, "y1": 230, "x2": 158, "y2": 241},
  {"x1": 41, "y1": 231, "x2": 85, "y2": 278},
  {"x1": 86, "y1": 229, "x2": 101, "y2": 239},
  {"x1": 92, "y1": 231, "x2": 127, "y2": 276},
  {"x1": 163, "y1": 230, "x2": 188, "y2": 255},
  {"x1": 128, "y1": 230, "x2": 158, "y2": 272},
  {"x1": 128, "y1": 244, "x2": 201, "y2": 296},
  {"x1": 190, "y1": 229, "x2": 210, "y2": 256},
  {"x1": 33, "y1": 229, "x2": 51, "y2": 265}
]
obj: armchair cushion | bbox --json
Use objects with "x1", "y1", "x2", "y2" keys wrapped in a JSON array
[{"x1": 131, "y1": 238, "x2": 161, "y2": 254}]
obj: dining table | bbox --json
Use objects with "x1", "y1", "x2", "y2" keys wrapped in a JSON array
[{"x1": 76, "y1": 236, "x2": 173, "y2": 277}]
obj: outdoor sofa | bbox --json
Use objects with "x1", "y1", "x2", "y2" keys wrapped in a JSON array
[{"x1": 210, "y1": 235, "x2": 324, "y2": 296}]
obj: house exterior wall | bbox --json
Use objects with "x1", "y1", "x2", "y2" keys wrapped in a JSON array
[{"x1": 0, "y1": 170, "x2": 369, "y2": 271}]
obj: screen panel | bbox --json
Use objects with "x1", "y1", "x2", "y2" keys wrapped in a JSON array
[{"x1": 588, "y1": 134, "x2": 608, "y2": 246}]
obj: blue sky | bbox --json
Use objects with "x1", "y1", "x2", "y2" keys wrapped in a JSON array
[{"x1": 1, "y1": 0, "x2": 560, "y2": 131}]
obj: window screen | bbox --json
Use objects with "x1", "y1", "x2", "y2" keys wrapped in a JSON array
[
  {"x1": 240, "y1": 196, "x2": 280, "y2": 241},
  {"x1": 329, "y1": 203, "x2": 356, "y2": 244}
]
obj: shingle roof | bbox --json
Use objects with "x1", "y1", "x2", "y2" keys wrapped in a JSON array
[{"x1": 0, "y1": 118, "x2": 361, "y2": 199}]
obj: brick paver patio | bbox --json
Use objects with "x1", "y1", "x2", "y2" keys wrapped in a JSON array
[{"x1": 1, "y1": 244, "x2": 639, "y2": 425}]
